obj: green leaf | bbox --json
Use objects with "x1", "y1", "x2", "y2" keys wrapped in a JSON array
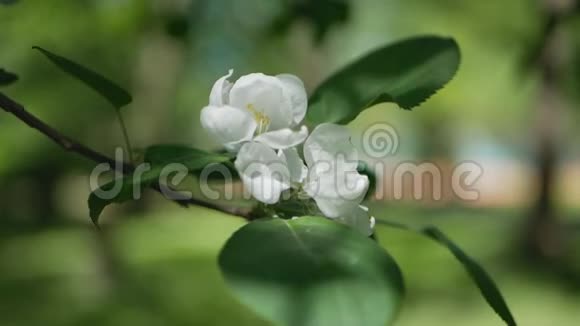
[
  {"x1": 144, "y1": 144, "x2": 237, "y2": 181},
  {"x1": 144, "y1": 144, "x2": 231, "y2": 170},
  {"x1": 219, "y1": 216, "x2": 404, "y2": 326},
  {"x1": 0, "y1": 68, "x2": 18, "y2": 86},
  {"x1": 88, "y1": 167, "x2": 163, "y2": 224},
  {"x1": 377, "y1": 220, "x2": 516, "y2": 326},
  {"x1": 88, "y1": 146, "x2": 233, "y2": 224},
  {"x1": 307, "y1": 36, "x2": 461, "y2": 125},
  {"x1": 33, "y1": 46, "x2": 132, "y2": 110}
]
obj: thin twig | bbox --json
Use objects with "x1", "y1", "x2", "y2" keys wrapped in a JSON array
[
  {"x1": 115, "y1": 110, "x2": 135, "y2": 164},
  {"x1": 0, "y1": 92, "x2": 133, "y2": 171},
  {"x1": 0, "y1": 91, "x2": 248, "y2": 219}
]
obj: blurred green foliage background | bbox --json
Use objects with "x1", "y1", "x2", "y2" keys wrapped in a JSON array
[{"x1": 2, "y1": 0, "x2": 580, "y2": 325}]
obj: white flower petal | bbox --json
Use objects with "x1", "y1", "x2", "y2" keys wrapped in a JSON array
[
  {"x1": 335, "y1": 206, "x2": 375, "y2": 236},
  {"x1": 311, "y1": 197, "x2": 359, "y2": 219},
  {"x1": 302, "y1": 123, "x2": 369, "y2": 218},
  {"x1": 305, "y1": 168, "x2": 369, "y2": 218},
  {"x1": 278, "y1": 147, "x2": 307, "y2": 185},
  {"x1": 277, "y1": 74, "x2": 308, "y2": 126},
  {"x1": 303, "y1": 123, "x2": 358, "y2": 170},
  {"x1": 229, "y1": 73, "x2": 293, "y2": 130},
  {"x1": 319, "y1": 170, "x2": 369, "y2": 202},
  {"x1": 369, "y1": 216, "x2": 376, "y2": 230},
  {"x1": 209, "y1": 69, "x2": 234, "y2": 106},
  {"x1": 254, "y1": 125, "x2": 308, "y2": 150},
  {"x1": 245, "y1": 177, "x2": 290, "y2": 205},
  {"x1": 200, "y1": 105, "x2": 257, "y2": 152},
  {"x1": 235, "y1": 142, "x2": 291, "y2": 204}
]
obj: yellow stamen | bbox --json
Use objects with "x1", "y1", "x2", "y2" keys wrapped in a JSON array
[{"x1": 247, "y1": 104, "x2": 270, "y2": 134}]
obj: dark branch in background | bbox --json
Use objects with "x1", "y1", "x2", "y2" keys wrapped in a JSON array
[
  {"x1": 0, "y1": 92, "x2": 249, "y2": 220},
  {"x1": 0, "y1": 0, "x2": 18, "y2": 6},
  {"x1": 521, "y1": 0, "x2": 579, "y2": 260},
  {"x1": 0, "y1": 92, "x2": 132, "y2": 171},
  {"x1": 269, "y1": 0, "x2": 351, "y2": 44},
  {"x1": 523, "y1": 0, "x2": 580, "y2": 72},
  {"x1": 0, "y1": 68, "x2": 19, "y2": 86}
]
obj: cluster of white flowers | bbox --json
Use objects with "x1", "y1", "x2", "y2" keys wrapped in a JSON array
[{"x1": 200, "y1": 70, "x2": 375, "y2": 235}]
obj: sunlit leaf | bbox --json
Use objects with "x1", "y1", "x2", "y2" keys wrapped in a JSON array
[
  {"x1": 377, "y1": 219, "x2": 516, "y2": 326},
  {"x1": 33, "y1": 47, "x2": 132, "y2": 110},
  {"x1": 219, "y1": 216, "x2": 404, "y2": 326},
  {"x1": 307, "y1": 36, "x2": 461, "y2": 124}
]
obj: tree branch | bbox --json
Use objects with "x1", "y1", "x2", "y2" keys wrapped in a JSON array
[
  {"x1": 522, "y1": 0, "x2": 579, "y2": 72},
  {"x1": 0, "y1": 92, "x2": 132, "y2": 171},
  {"x1": 0, "y1": 91, "x2": 249, "y2": 220}
]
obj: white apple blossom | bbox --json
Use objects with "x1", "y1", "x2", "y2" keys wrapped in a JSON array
[
  {"x1": 233, "y1": 123, "x2": 374, "y2": 234},
  {"x1": 277, "y1": 147, "x2": 307, "y2": 186},
  {"x1": 201, "y1": 70, "x2": 308, "y2": 152},
  {"x1": 234, "y1": 144, "x2": 307, "y2": 205},
  {"x1": 201, "y1": 70, "x2": 374, "y2": 235},
  {"x1": 302, "y1": 123, "x2": 374, "y2": 235},
  {"x1": 234, "y1": 142, "x2": 291, "y2": 205}
]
